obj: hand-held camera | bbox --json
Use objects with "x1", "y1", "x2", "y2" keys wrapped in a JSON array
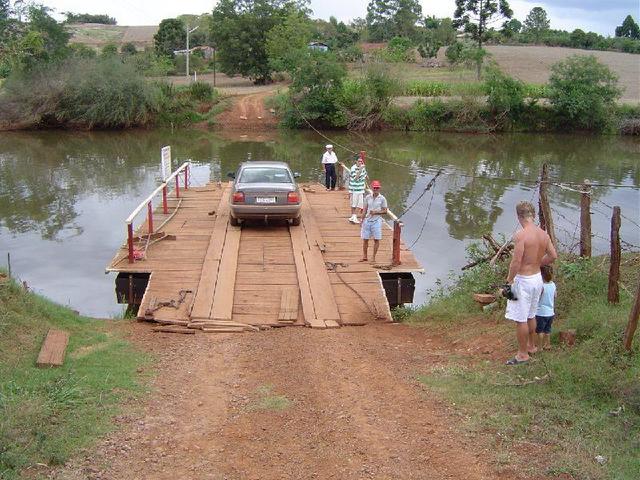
[{"x1": 501, "y1": 283, "x2": 518, "y2": 301}]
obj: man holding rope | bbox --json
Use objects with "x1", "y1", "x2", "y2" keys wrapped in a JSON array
[
  {"x1": 505, "y1": 201, "x2": 557, "y2": 365},
  {"x1": 360, "y1": 180, "x2": 387, "y2": 264}
]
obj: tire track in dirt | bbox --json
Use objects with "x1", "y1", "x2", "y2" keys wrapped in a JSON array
[
  {"x1": 54, "y1": 323, "x2": 528, "y2": 480},
  {"x1": 216, "y1": 91, "x2": 279, "y2": 131}
]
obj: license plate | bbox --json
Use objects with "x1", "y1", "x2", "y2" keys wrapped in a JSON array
[{"x1": 256, "y1": 197, "x2": 276, "y2": 204}]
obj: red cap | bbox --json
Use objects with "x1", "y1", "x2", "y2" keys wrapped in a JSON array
[{"x1": 371, "y1": 180, "x2": 381, "y2": 189}]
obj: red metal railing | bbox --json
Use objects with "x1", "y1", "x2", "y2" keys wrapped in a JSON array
[{"x1": 125, "y1": 162, "x2": 190, "y2": 263}]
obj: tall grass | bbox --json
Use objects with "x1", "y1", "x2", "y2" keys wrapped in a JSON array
[
  {"x1": 411, "y1": 256, "x2": 640, "y2": 479},
  {"x1": 0, "y1": 275, "x2": 150, "y2": 478},
  {"x1": 0, "y1": 58, "x2": 160, "y2": 129}
]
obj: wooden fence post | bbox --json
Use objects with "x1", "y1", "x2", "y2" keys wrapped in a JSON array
[
  {"x1": 580, "y1": 179, "x2": 591, "y2": 258},
  {"x1": 623, "y1": 278, "x2": 640, "y2": 351},
  {"x1": 608, "y1": 206, "x2": 621, "y2": 304},
  {"x1": 392, "y1": 221, "x2": 402, "y2": 266},
  {"x1": 538, "y1": 163, "x2": 556, "y2": 248}
]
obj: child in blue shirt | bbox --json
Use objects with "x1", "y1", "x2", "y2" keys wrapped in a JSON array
[{"x1": 535, "y1": 265, "x2": 556, "y2": 351}]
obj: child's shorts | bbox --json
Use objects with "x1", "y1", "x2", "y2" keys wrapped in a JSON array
[{"x1": 535, "y1": 315, "x2": 554, "y2": 334}]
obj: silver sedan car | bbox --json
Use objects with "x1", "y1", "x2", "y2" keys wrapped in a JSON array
[{"x1": 228, "y1": 161, "x2": 302, "y2": 226}]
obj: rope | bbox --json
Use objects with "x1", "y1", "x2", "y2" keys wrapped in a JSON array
[
  {"x1": 396, "y1": 169, "x2": 443, "y2": 219},
  {"x1": 407, "y1": 179, "x2": 438, "y2": 249},
  {"x1": 294, "y1": 107, "x2": 639, "y2": 190}
]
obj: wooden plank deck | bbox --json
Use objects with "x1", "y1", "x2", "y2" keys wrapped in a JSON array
[{"x1": 107, "y1": 182, "x2": 422, "y2": 331}]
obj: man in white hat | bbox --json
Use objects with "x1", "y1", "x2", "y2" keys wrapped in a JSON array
[{"x1": 321, "y1": 144, "x2": 338, "y2": 190}]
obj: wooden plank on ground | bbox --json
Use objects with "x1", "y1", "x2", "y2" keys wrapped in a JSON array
[
  {"x1": 36, "y1": 329, "x2": 69, "y2": 367},
  {"x1": 302, "y1": 246, "x2": 341, "y2": 325},
  {"x1": 211, "y1": 224, "x2": 241, "y2": 320},
  {"x1": 278, "y1": 287, "x2": 299, "y2": 321},
  {"x1": 190, "y1": 184, "x2": 231, "y2": 319},
  {"x1": 289, "y1": 224, "x2": 323, "y2": 328},
  {"x1": 299, "y1": 190, "x2": 326, "y2": 252}
]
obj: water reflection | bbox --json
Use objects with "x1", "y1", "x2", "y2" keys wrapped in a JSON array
[{"x1": 0, "y1": 129, "x2": 638, "y2": 316}]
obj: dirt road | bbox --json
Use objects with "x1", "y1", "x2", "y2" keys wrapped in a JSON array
[
  {"x1": 54, "y1": 321, "x2": 530, "y2": 480},
  {"x1": 215, "y1": 90, "x2": 280, "y2": 131}
]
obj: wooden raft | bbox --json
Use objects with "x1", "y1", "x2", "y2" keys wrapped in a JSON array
[{"x1": 106, "y1": 183, "x2": 423, "y2": 332}]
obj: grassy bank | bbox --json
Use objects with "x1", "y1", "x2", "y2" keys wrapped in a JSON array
[
  {"x1": 0, "y1": 58, "x2": 228, "y2": 131},
  {"x1": 0, "y1": 274, "x2": 150, "y2": 479},
  {"x1": 406, "y1": 255, "x2": 640, "y2": 479}
]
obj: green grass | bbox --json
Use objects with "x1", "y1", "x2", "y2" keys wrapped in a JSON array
[
  {"x1": 409, "y1": 255, "x2": 640, "y2": 479},
  {"x1": 249, "y1": 385, "x2": 292, "y2": 411},
  {"x1": 0, "y1": 274, "x2": 150, "y2": 479}
]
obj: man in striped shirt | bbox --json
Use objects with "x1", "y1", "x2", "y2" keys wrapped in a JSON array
[{"x1": 348, "y1": 155, "x2": 367, "y2": 223}]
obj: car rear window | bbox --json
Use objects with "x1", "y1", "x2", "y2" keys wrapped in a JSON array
[{"x1": 239, "y1": 167, "x2": 292, "y2": 184}]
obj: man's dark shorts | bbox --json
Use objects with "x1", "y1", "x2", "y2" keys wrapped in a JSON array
[{"x1": 535, "y1": 315, "x2": 554, "y2": 334}]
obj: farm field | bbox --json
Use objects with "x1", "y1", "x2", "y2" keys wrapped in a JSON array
[{"x1": 381, "y1": 45, "x2": 639, "y2": 103}]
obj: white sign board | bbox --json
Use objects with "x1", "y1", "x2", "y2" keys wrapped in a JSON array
[{"x1": 161, "y1": 146, "x2": 172, "y2": 181}]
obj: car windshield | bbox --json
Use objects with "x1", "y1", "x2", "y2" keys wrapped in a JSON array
[{"x1": 239, "y1": 167, "x2": 292, "y2": 184}]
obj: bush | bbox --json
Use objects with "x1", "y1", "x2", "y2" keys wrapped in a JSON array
[
  {"x1": 484, "y1": 66, "x2": 525, "y2": 122},
  {"x1": 282, "y1": 51, "x2": 346, "y2": 128},
  {"x1": 188, "y1": 81, "x2": 215, "y2": 102},
  {"x1": 173, "y1": 54, "x2": 206, "y2": 75},
  {"x1": 340, "y1": 64, "x2": 399, "y2": 130},
  {"x1": 548, "y1": 55, "x2": 622, "y2": 131},
  {"x1": 121, "y1": 42, "x2": 138, "y2": 55},
  {"x1": 376, "y1": 36, "x2": 416, "y2": 63},
  {"x1": 0, "y1": 58, "x2": 159, "y2": 129}
]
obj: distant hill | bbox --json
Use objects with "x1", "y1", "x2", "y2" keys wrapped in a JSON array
[{"x1": 67, "y1": 23, "x2": 158, "y2": 50}]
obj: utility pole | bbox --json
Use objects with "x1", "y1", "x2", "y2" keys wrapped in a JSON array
[{"x1": 186, "y1": 24, "x2": 199, "y2": 80}]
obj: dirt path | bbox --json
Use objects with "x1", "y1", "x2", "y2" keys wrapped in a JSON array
[
  {"x1": 215, "y1": 90, "x2": 280, "y2": 131},
  {"x1": 55, "y1": 322, "x2": 532, "y2": 480}
]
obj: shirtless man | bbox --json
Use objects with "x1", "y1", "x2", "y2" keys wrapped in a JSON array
[{"x1": 505, "y1": 201, "x2": 557, "y2": 365}]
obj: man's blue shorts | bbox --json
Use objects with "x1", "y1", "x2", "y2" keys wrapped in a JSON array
[
  {"x1": 535, "y1": 315, "x2": 554, "y2": 334},
  {"x1": 361, "y1": 218, "x2": 382, "y2": 240}
]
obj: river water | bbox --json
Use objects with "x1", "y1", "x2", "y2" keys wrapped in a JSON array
[{"x1": 0, "y1": 129, "x2": 638, "y2": 317}]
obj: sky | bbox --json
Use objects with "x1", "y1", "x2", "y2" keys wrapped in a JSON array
[{"x1": 41, "y1": 0, "x2": 640, "y2": 37}]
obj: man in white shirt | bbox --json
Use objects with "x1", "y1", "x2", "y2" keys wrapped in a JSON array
[{"x1": 321, "y1": 144, "x2": 338, "y2": 190}]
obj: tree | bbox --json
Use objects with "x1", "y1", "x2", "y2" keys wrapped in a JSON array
[
  {"x1": 284, "y1": 50, "x2": 346, "y2": 127},
  {"x1": 64, "y1": 12, "x2": 116, "y2": 25},
  {"x1": 615, "y1": 15, "x2": 640, "y2": 39},
  {"x1": 453, "y1": 0, "x2": 513, "y2": 78},
  {"x1": 266, "y1": 9, "x2": 313, "y2": 72},
  {"x1": 523, "y1": 7, "x2": 550, "y2": 43},
  {"x1": 0, "y1": 0, "x2": 9, "y2": 21},
  {"x1": 154, "y1": 18, "x2": 185, "y2": 57},
  {"x1": 548, "y1": 55, "x2": 621, "y2": 131},
  {"x1": 211, "y1": 0, "x2": 306, "y2": 84},
  {"x1": 501, "y1": 18, "x2": 522, "y2": 38},
  {"x1": 366, "y1": 0, "x2": 422, "y2": 41},
  {"x1": 418, "y1": 16, "x2": 456, "y2": 57}
]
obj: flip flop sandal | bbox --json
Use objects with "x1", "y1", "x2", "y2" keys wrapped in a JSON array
[{"x1": 505, "y1": 357, "x2": 529, "y2": 366}]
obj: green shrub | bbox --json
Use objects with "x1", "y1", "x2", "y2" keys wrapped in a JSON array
[
  {"x1": 173, "y1": 53, "x2": 206, "y2": 75},
  {"x1": 0, "y1": 58, "x2": 159, "y2": 129},
  {"x1": 375, "y1": 36, "x2": 416, "y2": 63},
  {"x1": 282, "y1": 51, "x2": 346, "y2": 128},
  {"x1": 121, "y1": 42, "x2": 138, "y2": 55},
  {"x1": 340, "y1": 64, "x2": 399, "y2": 130},
  {"x1": 484, "y1": 66, "x2": 525, "y2": 122},
  {"x1": 548, "y1": 55, "x2": 622, "y2": 131},
  {"x1": 445, "y1": 41, "x2": 464, "y2": 63},
  {"x1": 188, "y1": 81, "x2": 215, "y2": 102}
]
